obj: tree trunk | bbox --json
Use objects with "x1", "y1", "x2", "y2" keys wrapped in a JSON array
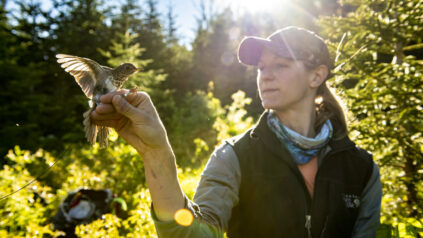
[{"x1": 404, "y1": 153, "x2": 420, "y2": 218}]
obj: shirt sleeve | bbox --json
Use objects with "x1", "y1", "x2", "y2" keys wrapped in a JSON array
[
  {"x1": 151, "y1": 143, "x2": 241, "y2": 238},
  {"x1": 351, "y1": 162, "x2": 382, "y2": 238}
]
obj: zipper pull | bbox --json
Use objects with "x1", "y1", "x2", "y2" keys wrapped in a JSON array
[{"x1": 305, "y1": 215, "x2": 312, "y2": 238}]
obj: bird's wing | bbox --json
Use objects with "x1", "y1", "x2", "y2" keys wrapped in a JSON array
[
  {"x1": 56, "y1": 54, "x2": 105, "y2": 98},
  {"x1": 101, "y1": 65, "x2": 113, "y2": 71}
]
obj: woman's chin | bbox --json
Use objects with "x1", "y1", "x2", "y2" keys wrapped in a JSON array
[
  {"x1": 262, "y1": 101, "x2": 289, "y2": 112},
  {"x1": 262, "y1": 102, "x2": 281, "y2": 110}
]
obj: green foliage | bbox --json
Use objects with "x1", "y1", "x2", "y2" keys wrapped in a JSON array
[
  {"x1": 0, "y1": 147, "x2": 62, "y2": 237},
  {"x1": 0, "y1": 86, "x2": 253, "y2": 236},
  {"x1": 1, "y1": 0, "x2": 422, "y2": 236},
  {"x1": 214, "y1": 90, "x2": 254, "y2": 142},
  {"x1": 52, "y1": 0, "x2": 111, "y2": 59},
  {"x1": 168, "y1": 84, "x2": 223, "y2": 167},
  {"x1": 74, "y1": 190, "x2": 157, "y2": 238},
  {"x1": 0, "y1": 1, "x2": 75, "y2": 155},
  {"x1": 190, "y1": 8, "x2": 252, "y2": 105},
  {"x1": 98, "y1": 30, "x2": 166, "y2": 92},
  {"x1": 320, "y1": 0, "x2": 423, "y2": 225},
  {"x1": 377, "y1": 219, "x2": 423, "y2": 238},
  {"x1": 0, "y1": 132, "x2": 205, "y2": 237},
  {"x1": 168, "y1": 82, "x2": 254, "y2": 168}
]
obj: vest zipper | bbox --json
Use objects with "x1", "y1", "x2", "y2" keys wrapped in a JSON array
[
  {"x1": 304, "y1": 146, "x2": 351, "y2": 238},
  {"x1": 320, "y1": 216, "x2": 329, "y2": 238},
  {"x1": 308, "y1": 146, "x2": 354, "y2": 238},
  {"x1": 305, "y1": 215, "x2": 312, "y2": 238},
  {"x1": 276, "y1": 136, "x2": 354, "y2": 237}
]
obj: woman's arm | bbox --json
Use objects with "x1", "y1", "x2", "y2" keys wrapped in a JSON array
[
  {"x1": 91, "y1": 90, "x2": 185, "y2": 221},
  {"x1": 91, "y1": 91, "x2": 241, "y2": 238},
  {"x1": 152, "y1": 143, "x2": 241, "y2": 237},
  {"x1": 351, "y1": 162, "x2": 383, "y2": 238}
]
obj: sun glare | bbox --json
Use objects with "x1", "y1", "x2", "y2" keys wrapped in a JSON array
[
  {"x1": 174, "y1": 208, "x2": 194, "y2": 227},
  {"x1": 225, "y1": 0, "x2": 288, "y2": 13}
]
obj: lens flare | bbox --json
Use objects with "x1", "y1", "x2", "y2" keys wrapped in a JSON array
[
  {"x1": 174, "y1": 208, "x2": 194, "y2": 226},
  {"x1": 221, "y1": 51, "x2": 234, "y2": 66},
  {"x1": 223, "y1": 0, "x2": 287, "y2": 13}
]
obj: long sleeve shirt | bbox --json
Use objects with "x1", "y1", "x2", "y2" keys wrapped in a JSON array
[{"x1": 151, "y1": 143, "x2": 382, "y2": 238}]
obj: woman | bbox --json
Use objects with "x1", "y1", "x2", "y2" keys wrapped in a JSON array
[{"x1": 91, "y1": 26, "x2": 382, "y2": 237}]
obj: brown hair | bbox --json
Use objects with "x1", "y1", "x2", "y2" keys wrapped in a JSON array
[
  {"x1": 303, "y1": 60, "x2": 348, "y2": 139},
  {"x1": 314, "y1": 80, "x2": 348, "y2": 140}
]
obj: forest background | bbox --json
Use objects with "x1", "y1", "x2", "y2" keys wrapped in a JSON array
[{"x1": 0, "y1": 0, "x2": 422, "y2": 237}]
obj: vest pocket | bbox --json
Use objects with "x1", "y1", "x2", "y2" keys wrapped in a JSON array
[{"x1": 327, "y1": 182, "x2": 362, "y2": 235}]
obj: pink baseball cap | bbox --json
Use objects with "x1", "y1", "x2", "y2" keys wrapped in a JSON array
[{"x1": 237, "y1": 26, "x2": 332, "y2": 69}]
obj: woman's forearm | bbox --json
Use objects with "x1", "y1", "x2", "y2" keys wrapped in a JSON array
[
  {"x1": 142, "y1": 145, "x2": 185, "y2": 222},
  {"x1": 90, "y1": 91, "x2": 186, "y2": 222}
]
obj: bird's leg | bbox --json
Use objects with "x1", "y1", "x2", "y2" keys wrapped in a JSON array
[
  {"x1": 130, "y1": 86, "x2": 138, "y2": 93},
  {"x1": 124, "y1": 86, "x2": 138, "y2": 98}
]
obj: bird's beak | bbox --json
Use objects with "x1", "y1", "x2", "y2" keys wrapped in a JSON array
[{"x1": 135, "y1": 68, "x2": 142, "y2": 72}]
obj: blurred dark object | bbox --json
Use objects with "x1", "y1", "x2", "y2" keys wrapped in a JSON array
[{"x1": 52, "y1": 188, "x2": 126, "y2": 237}]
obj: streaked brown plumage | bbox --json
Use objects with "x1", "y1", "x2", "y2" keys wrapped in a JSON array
[{"x1": 56, "y1": 54, "x2": 141, "y2": 147}]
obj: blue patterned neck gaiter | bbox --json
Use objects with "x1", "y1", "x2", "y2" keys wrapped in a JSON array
[{"x1": 267, "y1": 111, "x2": 333, "y2": 165}]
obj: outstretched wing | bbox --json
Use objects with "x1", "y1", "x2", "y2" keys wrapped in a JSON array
[{"x1": 56, "y1": 54, "x2": 105, "y2": 98}]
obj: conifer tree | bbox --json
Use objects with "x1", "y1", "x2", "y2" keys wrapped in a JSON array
[
  {"x1": 165, "y1": 1, "x2": 178, "y2": 46},
  {"x1": 320, "y1": 0, "x2": 423, "y2": 222},
  {"x1": 110, "y1": 0, "x2": 143, "y2": 37},
  {"x1": 0, "y1": 0, "x2": 64, "y2": 155},
  {"x1": 43, "y1": 0, "x2": 113, "y2": 150},
  {"x1": 99, "y1": 30, "x2": 165, "y2": 92},
  {"x1": 98, "y1": 29, "x2": 177, "y2": 131},
  {"x1": 52, "y1": 0, "x2": 110, "y2": 59},
  {"x1": 136, "y1": 0, "x2": 167, "y2": 71}
]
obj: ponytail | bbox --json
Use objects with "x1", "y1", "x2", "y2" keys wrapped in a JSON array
[{"x1": 314, "y1": 82, "x2": 348, "y2": 140}]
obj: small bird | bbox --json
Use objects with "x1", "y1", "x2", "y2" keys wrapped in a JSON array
[{"x1": 56, "y1": 54, "x2": 141, "y2": 147}]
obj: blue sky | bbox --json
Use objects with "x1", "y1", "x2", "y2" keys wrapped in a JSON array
[
  {"x1": 5, "y1": 0, "x2": 288, "y2": 47},
  {"x1": 5, "y1": 0, "x2": 220, "y2": 47},
  {"x1": 156, "y1": 0, "x2": 200, "y2": 46}
]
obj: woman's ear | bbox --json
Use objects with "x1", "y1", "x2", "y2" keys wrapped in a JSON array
[{"x1": 309, "y1": 65, "x2": 329, "y2": 88}]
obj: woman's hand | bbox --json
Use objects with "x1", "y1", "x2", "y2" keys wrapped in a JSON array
[
  {"x1": 92, "y1": 90, "x2": 185, "y2": 221},
  {"x1": 90, "y1": 90, "x2": 170, "y2": 156}
]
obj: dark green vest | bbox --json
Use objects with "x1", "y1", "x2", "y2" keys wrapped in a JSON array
[{"x1": 226, "y1": 112, "x2": 373, "y2": 238}]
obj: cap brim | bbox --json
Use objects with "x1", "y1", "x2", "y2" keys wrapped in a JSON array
[
  {"x1": 237, "y1": 37, "x2": 270, "y2": 66},
  {"x1": 237, "y1": 36, "x2": 294, "y2": 66}
]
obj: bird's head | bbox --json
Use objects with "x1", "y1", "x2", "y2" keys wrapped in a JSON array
[{"x1": 116, "y1": 63, "x2": 142, "y2": 77}]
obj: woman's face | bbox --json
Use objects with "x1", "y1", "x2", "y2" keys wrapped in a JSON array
[{"x1": 257, "y1": 47, "x2": 314, "y2": 111}]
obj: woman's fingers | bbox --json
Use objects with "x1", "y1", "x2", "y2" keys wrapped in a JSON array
[
  {"x1": 111, "y1": 95, "x2": 142, "y2": 121},
  {"x1": 100, "y1": 90, "x2": 126, "y2": 104},
  {"x1": 92, "y1": 119, "x2": 118, "y2": 128},
  {"x1": 100, "y1": 89, "x2": 142, "y2": 105},
  {"x1": 125, "y1": 91, "x2": 139, "y2": 105},
  {"x1": 91, "y1": 110, "x2": 122, "y2": 121},
  {"x1": 93, "y1": 89, "x2": 153, "y2": 125},
  {"x1": 95, "y1": 103, "x2": 116, "y2": 114}
]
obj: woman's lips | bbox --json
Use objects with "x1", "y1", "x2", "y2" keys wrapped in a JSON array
[{"x1": 262, "y1": 89, "x2": 279, "y2": 94}]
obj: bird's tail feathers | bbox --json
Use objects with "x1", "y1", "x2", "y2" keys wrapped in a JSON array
[
  {"x1": 98, "y1": 126, "x2": 110, "y2": 148},
  {"x1": 83, "y1": 108, "x2": 97, "y2": 145}
]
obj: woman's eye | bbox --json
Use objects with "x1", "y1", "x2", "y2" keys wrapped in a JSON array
[{"x1": 277, "y1": 64, "x2": 287, "y2": 68}]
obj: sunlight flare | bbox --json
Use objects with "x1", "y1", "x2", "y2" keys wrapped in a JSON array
[
  {"x1": 224, "y1": 0, "x2": 288, "y2": 13},
  {"x1": 174, "y1": 208, "x2": 194, "y2": 227}
]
